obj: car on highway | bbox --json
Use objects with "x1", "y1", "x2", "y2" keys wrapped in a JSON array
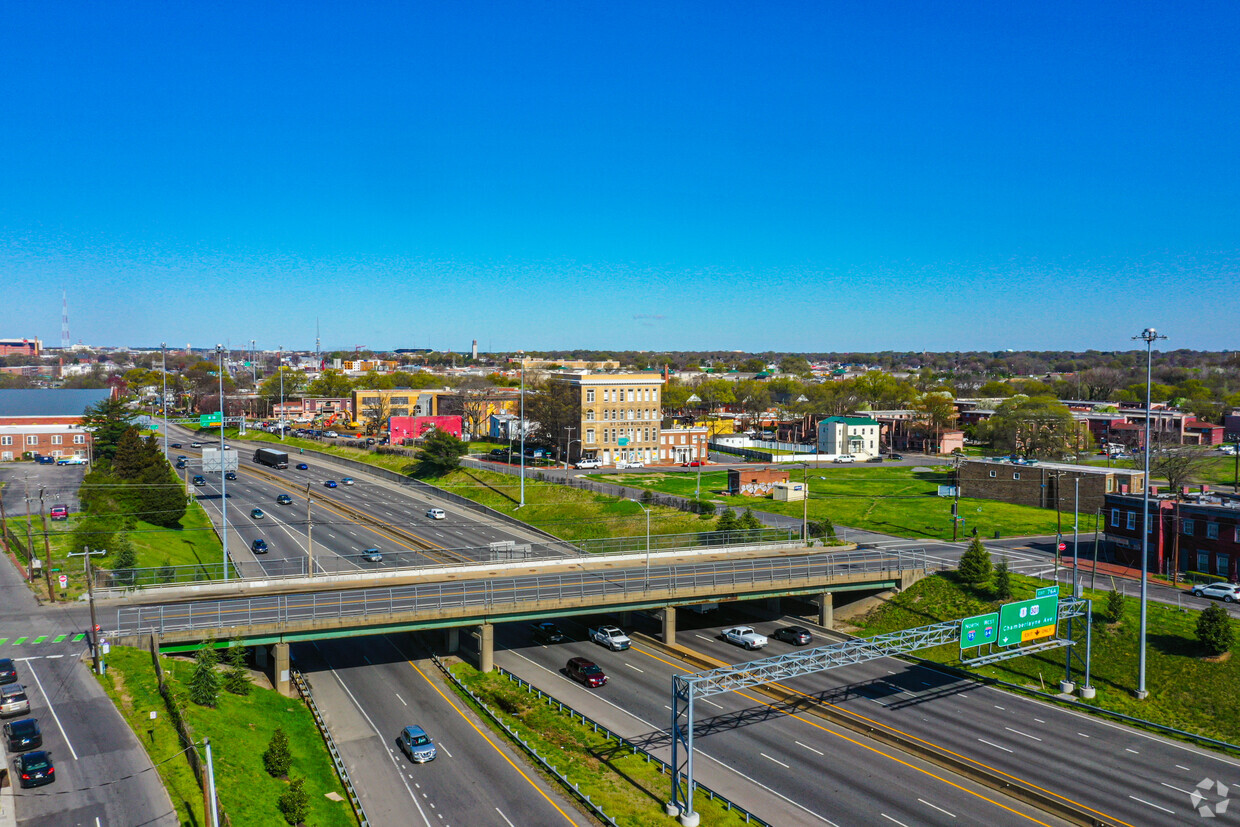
[
  {"x1": 296, "y1": 463, "x2": 309, "y2": 470},
  {"x1": 426, "y1": 508, "x2": 446, "y2": 520},
  {"x1": 176, "y1": 460, "x2": 187, "y2": 469},
  {"x1": 1191, "y1": 582, "x2": 1240, "y2": 603},
  {"x1": 14, "y1": 750, "x2": 55, "y2": 788},
  {"x1": 3, "y1": 718, "x2": 42, "y2": 752},
  {"x1": 397, "y1": 725, "x2": 437, "y2": 763},
  {"x1": 566, "y1": 657, "x2": 608, "y2": 688},
  {"x1": 0, "y1": 658, "x2": 16, "y2": 685},
  {"x1": 772, "y1": 626, "x2": 813, "y2": 646},
  {"x1": 340, "y1": 477, "x2": 354, "y2": 485},
  {"x1": 176, "y1": 455, "x2": 187, "y2": 462},
  {"x1": 276, "y1": 494, "x2": 292, "y2": 505},
  {"x1": 250, "y1": 508, "x2": 265, "y2": 519},
  {"x1": 50, "y1": 504, "x2": 69, "y2": 521},
  {"x1": 191, "y1": 442, "x2": 202, "y2": 448},
  {"x1": 250, "y1": 539, "x2": 269, "y2": 554},
  {"x1": 531, "y1": 621, "x2": 567, "y2": 644},
  {"x1": 323, "y1": 480, "x2": 338, "y2": 488},
  {"x1": 1, "y1": 684, "x2": 31, "y2": 717},
  {"x1": 588, "y1": 625, "x2": 631, "y2": 651},
  {"x1": 721, "y1": 626, "x2": 768, "y2": 650},
  {"x1": 225, "y1": 471, "x2": 237, "y2": 480},
  {"x1": 192, "y1": 475, "x2": 206, "y2": 486},
  {"x1": 361, "y1": 548, "x2": 383, "y2": 562},
  {"x1": 170, "y1": 443, "x2": 182, "y2": 448},
  {"x1": 682, "y1": 460, "x2": 704, "y2": 467}
]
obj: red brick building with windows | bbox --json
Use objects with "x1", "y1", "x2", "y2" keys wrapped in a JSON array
[
  {"x1": 0, "y1": 338, "x2": 41, "y2": 357},
  {"x1": 1104, "y1": 493, "x2": 1240, "y2": 581},
  {"x1": 0, "y1": 388, "x2": 113, "y2": 462}
]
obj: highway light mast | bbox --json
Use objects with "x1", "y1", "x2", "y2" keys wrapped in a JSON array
[
  {"x1": 217, "y1": 344, "x2": 230, "y2": 582},
  {"x1": 1133, "y1": 327, "x2": 1165, "y2": 700}
]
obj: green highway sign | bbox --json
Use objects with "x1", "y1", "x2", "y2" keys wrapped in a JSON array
[
  {"x1": 960, "y1": 612, "x2": 999, "y2": 649},
  {"x1": 998, "y1": 594, "x2": 1059, "y2": 646},
  {"x1": 199, "y1": 413, "x2": 223, "y2": 427},
  {"x1": 1036, "y1": 585, "x2": 1059, "y2": 598}
]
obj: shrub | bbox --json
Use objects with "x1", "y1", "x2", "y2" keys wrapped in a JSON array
[
  {"x1": 277, "y1": 777, "x2": 309, "y2": 825},
  {"x1": 1103, "y1": 589, "x2": 1124, "y2": 624},
  {"x1": 187, "y1": 643, "x2": 219, "y2": 708},
  {"x1": 957, "y1": 537, "x2": 992, "y2": 586},
  {"x1": 1197, "y1": 604, "x2": 1235, "y2": 656},
  {"x1": 263, "y1": 727, "x2": 292, "y2": 778},
  {"x1": 993, "y1": 559, "x2": 1012, "y2": 600},
  {"x1": 223, "y1": 641, "x2": 251, "y2": 696}
]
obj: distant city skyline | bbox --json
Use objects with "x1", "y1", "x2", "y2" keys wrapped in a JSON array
[{"x1": 2, "y1": 3, "x2": 1235, "y2": 352}]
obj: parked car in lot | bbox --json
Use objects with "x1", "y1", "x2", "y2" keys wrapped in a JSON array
[
  {"x1": 566, "y1": 657, "x2": 608, "y2": 688},
  {"x1": 531, "y1": 621, "x2": 567, "y2": 644},
  {"x1": 323, "y1": 480, "x2": 338, "y2": 488},
  {"x1": 34, "y1": 455, "x2": 55, "y2": 464},
  {"x1": 426, "y1": 508, "x2": 446, "y2": 520},
  {"x1": 361, "y1": 548, "x2": 383, "y2": 562},
  {"x1": 721, "y1": 626, "x2": 768, "y2": 650},
  {"x1": 296, "y1": 463, "x2": 309, "y2": 470},
  {"x1": 832, "y1": 455, "x2": 856, "y2": 464},
  {"x1": 1191, "y1": 582, "x2": 1240, "y2": 603},
  {"x1": 56, "y1": 456, "x2": 86, "y2": 465},
  {"x1": 49, "y1": 504, "x2": 69, "y2": 521},
  {"x1": 250, "y1": 508, "x2": 265, "y2": 519},
  {"x1": 615, "y1": 459, "x2": 644, "y2": 469},
  {"x1": 682, "y1": 460, "x2": 704, "y2": 467},
  {"x1": 192, "y1": 475, "x2": 206, "y2": 486},
  {"x1": 0, "y1": 658, "x2": 16, "y2": 685},
  {"x1": 250, "y1": 539, "x2": 268, "y2": 554},
  {"x1": 1, "y1": 684, "x2": 31, "y2": 717},
  {"x1": 14, "y1": 750, "x2": 55, "y2": 788},
  {"x1": 276, "y1": 494, "x2": 292, "y2": 505},
  {"x1": 575, "y1": 458, "x2": 603, "y2": 469},
  {"x1": 3, "y1": 718, "x2": 42, "y2": 751},
  {"x1": 772, "y1": 626, "x2": 813, "y2": 646},
  {"x1": 398, "y1": 725, "x2": 437, "y2": 762}
]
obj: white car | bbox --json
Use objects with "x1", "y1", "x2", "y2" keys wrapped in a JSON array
[
  {"x1": 832, "y1": 455, "x2": 856, "y2": 464},
  {"x1": 575, "y1": 459, "x2": 602, "y2": 469},
  {"x1": 722, "y1": 626, "x2": 768, "y2": 650},
  {"x1": 426, "y1": 508, "x2": 446, "y2": 520},
  {"x1": 615, "y1": 460, "x2": 644, "y2": 469},
  {"x1": 1191, "y1": 582, "x2": 1240, "y2": 603}
]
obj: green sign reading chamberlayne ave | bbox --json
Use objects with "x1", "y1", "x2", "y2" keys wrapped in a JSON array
[
  {"x1": 960, "y1": 612, "x2": 999, "y2": 649},
  {"x1": 199, "y1": 413, "x2": 223, "y2": 427},
  {"x1": 997, "y1": 594, "x2": 1059, "y2": 647}
]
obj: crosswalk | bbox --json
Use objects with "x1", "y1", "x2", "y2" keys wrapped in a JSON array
[{"x1": 0, "y1": 632, "x2": 86, "y2": 648}]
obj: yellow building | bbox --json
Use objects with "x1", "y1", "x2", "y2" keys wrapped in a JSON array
[{"x1": 555, "y1": 373, "x2": 664, "y2": 466}]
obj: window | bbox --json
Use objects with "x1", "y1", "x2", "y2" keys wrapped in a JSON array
[
  {"x1": 0, "y1": 436, "x2": 10, "y2": 446},
  {"x1": 627, "y1": 389, "x2": 634, "y2": 402},
  {"x1": 989, "y1": 470, "x2": 996, "y2": 478},
  {"x1": 362, "y1": 396, "x2": 379, "y2": 405},
  {"x1": 1182, "y1": 519, "x2": 1194, "y2": 537},
  {"x1": 1207, "y1": 523, "x2": 1219, "y2": 540},
  {"x1": 1013, "y1": 472, "x2": 1020, "y2": 480},
  {"x1": 74, "y1": 434, "x2": 85, "y2": 444},
  {"x1": 627, "y1": 409, "x2": 634, "y2": 420},
  {"x1": 51, "y1": 435, "x2": 62, "y2": 445},
  {"x1": 1111, "y1": 508, "x2": 1120, "y2": 528},
  {"x1": 26, "y1": 435, "x2": 38, "y2": 445},
  {"x1": 586, "y1": 410, "x2": 595, "y2": 421},
  {"x1": 1106, "y1": 478, "x2": 1115, "y2": 492},
  {"x1": 390, "y1": 397, "x2": 409, "y2": 405},
  {"x1": 1127, "y1": 511, "x2": 1136, "y2": 530},
  {"x1": 1199, "y1": 551, "x2": 1210, "y2": 572},
  {"x1": 1218, "y1": 554, "x2": 1230, "y2": 576},
  {"x1": 586, "y1": 390, "x2": 595, "y2": 403},
  {"x1": 0, "y1": 452, "x2": 10, "y2": 461},
  {"x1": 586, "y1": 429, "x2": 595, "y2": 444}
]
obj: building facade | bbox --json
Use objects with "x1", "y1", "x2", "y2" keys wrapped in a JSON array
[
  {"x1": 816, "y1": 416, "x2": 881, "y2": 457},
  {"x1": 958, "y1": 458, "x2": 1145, "y2": 515},
  {"x1": 556, "y1": 374, "x2": 664, "y2": 467},
  {"x1": 727, "y1": 468, "x2": 789, "y2": 497},
  {"x1": 658, "y1": 425, "x2": 709, "y2": 465},
  {"x1": 1104, "y1": 493, "x2": 1240, "y2": 581},
  {"x1": 0, "y1": 338, "x2": 41, "y2": 357},
  {"x1": 0, "y1": 388, "x2": 112, "y2": 461}
]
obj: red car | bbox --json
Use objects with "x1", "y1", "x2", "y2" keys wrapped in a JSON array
[
  {"x1": 49, "y1": 505, "x2": 69, "y2": 521},
  {"x1": 682, "y1": 460, "x2": 704, "y2": 467},
  {"x1": 566, "y1": 657, "x2": 607, "y2": 688}
]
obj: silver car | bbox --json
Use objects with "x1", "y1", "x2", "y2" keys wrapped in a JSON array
[
  {"x1": 398, "y1": 725, "x2": 437, "y2": 763},
  {"x1": 1191, "y1": 582, "x2": 1240, "y2": 603},
  {"x1": 1, "y1": 684, "x2": 31, "y2": 718}
]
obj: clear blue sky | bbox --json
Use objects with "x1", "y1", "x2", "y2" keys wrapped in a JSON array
[{"x1": 1, "y1": 2, "x2": 1236, "y2": 353}]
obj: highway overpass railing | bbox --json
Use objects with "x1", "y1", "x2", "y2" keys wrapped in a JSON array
[{"x1": 112, "y1": 547, "x2": 926, "y2": 638}]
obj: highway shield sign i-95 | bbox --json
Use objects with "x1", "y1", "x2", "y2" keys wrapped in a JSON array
[
  {"x1": 960, "y1": 612, "x2": 999, "y2": 649},
  {"x1": 998, "y1": 594, "x2": 1059, "y2": 646}
]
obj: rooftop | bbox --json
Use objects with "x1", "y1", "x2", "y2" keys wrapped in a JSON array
[
  {"x1": 0, "y1": 389, "x2": 113, "y2": 418},
  {"x1": 965, "y1": 457, "x2": 1144, "y2": 477}
]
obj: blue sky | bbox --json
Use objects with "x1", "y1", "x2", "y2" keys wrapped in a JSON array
[{"x1": 1, "y1": 2, "x2": 1236, "y2": 353}]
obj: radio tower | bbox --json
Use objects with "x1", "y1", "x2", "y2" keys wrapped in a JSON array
[
  {"x1": 61, "y1": 290, "x2": 70, "y2": 348},
  {"x1": 315, "y1": 318, "x2": 321, "y2": 369}
]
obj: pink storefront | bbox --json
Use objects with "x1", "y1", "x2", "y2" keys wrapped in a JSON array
[{"x1": 389, "y1": 415, "x2": 463, "y2": 442}]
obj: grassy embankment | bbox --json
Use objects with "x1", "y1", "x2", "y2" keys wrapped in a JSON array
[
  {"x1": 603, "y1": 466, "x2": 1100, "y2": 541},
  {"x1": 98, "y1": 645, "x2": 356, "y2": 827},
  {"x1": 449, "y1": 660, "x2": 758, "y2": 826},
  {"x1": 852, "y1": 567, "x2": 1240, "y2": 744}
]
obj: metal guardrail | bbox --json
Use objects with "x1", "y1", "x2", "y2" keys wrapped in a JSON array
[
  {"x1": 291, "y1": 669, "x2": 370, "y2": 827},
  {"x1": 114, "y1": 548, "x2": 927, "y2": 636},
  {"x1": 492, "y1": 665, "x2": 772, "y2": 826}
]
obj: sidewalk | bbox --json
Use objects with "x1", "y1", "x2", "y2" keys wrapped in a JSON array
[{"x1": 1061, "y1": 557, "x2": 1178, "y2": 588}]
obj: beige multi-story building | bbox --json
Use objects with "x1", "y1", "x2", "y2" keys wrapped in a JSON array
[{"x1": 556, "y1": 374, "x2": 664, "y2": 467}]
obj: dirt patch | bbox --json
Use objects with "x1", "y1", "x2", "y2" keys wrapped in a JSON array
[
  {"x1": 1203, "y1": 651, "x2": 1232, "y2": 664},
  {"x1": 111, "y1": 670, "x2": 135, "y2": 716}
]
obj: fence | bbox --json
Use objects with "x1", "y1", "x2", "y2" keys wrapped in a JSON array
[
  {"x1": 95, "y1": 559, "x2": 245, "y2": 589},
  {"x1": 291, "y1": 669, "x2": 370, "y2": 826}
]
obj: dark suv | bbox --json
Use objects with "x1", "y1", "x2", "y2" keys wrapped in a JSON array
[
  {"x1": 251, "y1": 539, "x2": 269, "y2": 554},
  {"x1": 4, "y1": 718, "x2": 42, "y2": 751},
  {"x1": 532, "y1": 622, "x2": 566, "y2": 644},
  {"x1": 566, "y1": 657, "x2": 607, "y2": 688},
  {"x1": 0, "y1": 658, "x2": 16, "y2": 685}
]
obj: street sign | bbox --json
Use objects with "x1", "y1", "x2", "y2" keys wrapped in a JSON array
[
  {"x1": 960, "y1": 612, "x2": 999, "y2": 649},
  {"x1": 1036, "y1": 585, "x2": 1060, "y2": 598},
  {"x1": 1057, "y1": 542, "x2": 1066, "y2": 552},
  {"x1": 199, "y1": 413, "x2": 223, "y2": 427},
  {"x1": 57, "y1": 574, "x2": 67, "y2": 588},
  {"x1": 618, "y1": 437, "x2": 629, "y2": 446},
  {"x1": 998, "y1": 594, "x2": 1059, "y2": 646}
]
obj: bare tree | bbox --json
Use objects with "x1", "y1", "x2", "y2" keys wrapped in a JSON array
[
  {"x1": 1078, "y1": 368, "x2": 1125, "y2": 402},
  {"x1": 1133, "y1": 446, "x2": 1210, "y2": 499},
  {"x1": 362, "y1": 396, "x2": 392, "y2": 435},
  {"x1": 452, "y1": 376, "x2": 495, "y2": 440}
]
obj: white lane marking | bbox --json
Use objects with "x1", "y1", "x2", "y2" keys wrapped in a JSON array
[
  {"x1": 796, "y1": 740, "x2": 824, "y2": 756},
  {"x1": 25, "y1": 661, "x2": 78, "y2": 760},
  {"x1": 977, "y1": 738, "x2": 1013, "y2": 753},
  {"x1": 624, "y1": 663, "x2": 645, "y2": 673},
  {"x1": 496, "y1": 809, "x2": 516, "y2": 827},
  {"x1": 918, "y1": 799, "x2": 956, "y2": 818},
  {"x1": 694, "y1": 634, "x2": 713, "y2": 641},
  {"x1": 1128, "y1": 795, "x2": 1175, "y2": 814},
  {"x1": 1176, "y1": 764, "x2": 1192, "y2": 771},
  {"x1": 880, "y1": 815, "x2": 911, "y2": 826},
  {"x1": 396, "y1": 693, "x2": 407, "y2": 706},
  {"x1": 703, "y1": 699, "x2": 724, "y2": 709},
  {"x1": 1161, "y1": 782, "x2": 1192, "y2": 795},
  {"x1": 760, "y1": 752, "x2": 789, "y2": 768},
  {"x1": 993, "y1": 705, "x2": 1005, "y2": 710},
  {"x1": 438, "y1": 742, "x2": 453, "y2": 758},
  {"x1": 664, "y1": 705, "x2": 673, "y2": 711},
  {"x1": 1125, "y1": 748, "x2": 1139, "y2": 754},
  {"x1": 316, "y1": 646, "x2": 433, "y2": 827},
  {"x1": 1033, "y1": 718, "x2": 1045, "y2": 723},
  {"x1": 1004, "y1": 727, "x2": 1042, "y2": 742}
]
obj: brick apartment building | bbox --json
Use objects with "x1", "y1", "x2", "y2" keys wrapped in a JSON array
[
  {"x1": 555, "y1": 373, "x2": 664, "y2": 467},
  {"x1": 0, "y1": 388, "x2": 112, "y2": 461},
  {"x1": 659, "y1": 425, "x2": 709, "y2": 465},
  {"x1": 0, "y1": 338, "x2": 41, "y2": 357},
  {"x1": 957, "y1": 458, "x2": 1145, "y2": 515},
  {"x1": 1104, "y1": 493, "x2": 1240, "y2": 581}
]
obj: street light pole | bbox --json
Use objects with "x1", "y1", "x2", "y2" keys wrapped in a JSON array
[
  {"x1": 802, "y1": 463, "x2": 810, "y2": 542},
  {"x1": 278, "y1": 347, "x2": 285, "y2": 441},
  {"x1": 217, "y1": 345, "x2": 229, "y2": 582},
  {"x1": 1134, "y1": 327, "x2": 1165, "y2": 700},
  {"x1": 161, "y1": 343, "x2": 168, "y2": 458},
  {"x1": 519, "y1": 363, "x2": 525, "y2": 507},
  {"x1": 631, "y1": 499, "x2": 651, "y2": 589}
]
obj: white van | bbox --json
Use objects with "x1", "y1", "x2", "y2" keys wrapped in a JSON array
[{"x1": 575, "y1": 458, "x2": 602, "y2": 469}]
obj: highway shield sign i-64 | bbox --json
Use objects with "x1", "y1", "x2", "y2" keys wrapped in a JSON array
[
  {"x1": 998, "y1": 594, "x2": 1059, "y2": 646},
  {"x1": 960, "y1": 612, "x2": 999, "y2": 649}
]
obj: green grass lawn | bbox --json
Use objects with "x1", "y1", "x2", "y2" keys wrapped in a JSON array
[
  {"x1": 601, "y1": 466, "x2": 1099, "y2": 540},
  {"x1": 852, "y1": 569, "x2": 1240, "y2": 744},
  {"x1": 450, "y1": 661, "x2": 757, "y2": 826},
  {"x1": 99, "y1": 645, "x2": 356, "y2": 827}
]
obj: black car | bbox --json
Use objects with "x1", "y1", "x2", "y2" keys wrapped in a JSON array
[
  {"x1": 866, "y1": 456, "x2": 884, "y2": 463},
  {"x1": 772, "y1": 626, "x2": 813, "y2": 646},
  {"x1": 887, "y1": 453, "x2": 904, "y2": 460},
  {"x1": 192, "y1": 475, "x2": 206, "y2": 486},
  {"x1": 3, "y1": 718, "x2": 42, "y2": 751},
  {"x1": 15, "y1": 750, "x2": 55, "y2": 788},
  {"x1": 276, "y1": 494, "x2": 292, "y2": 505},
  {"x1": 296, "y1": 463, "x2": 309, "y2": 470},
  {"x1": 251, "y1": 538, "x2": 269, "y2": 554},
  {"x1": 224, "y1": 471, "x2": 237, "y2": 480},
  {"x1": 532, "y1": 622, "x2": 567, "y2": 644},
  {"x1": 0, "y1": 658, "x2": 16, "y2": 685},
  {"x1": 170, "y1": 443, "x2": 182, "y2": 448},
  {"x1": 175, "y1": 460, "x2": 187, "y2": 469},
  {"x1": 35, "y1": 455, "x2": 55, "y2": 464}
]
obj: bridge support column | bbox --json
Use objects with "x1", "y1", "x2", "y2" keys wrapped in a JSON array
[
  {"x1": 817, "y1": 592, "x2": 834, "y2": 630},
  {"x1": 445, "y1": 627, "x2": 459, "y2": 653},
  {"x1": 478, "y1": 624, "x2": 494, "y2": 673},
  {"x1": 273, "y1": 642, "x2": 292, "y2": 697},
  {"x1": 662, "y1": 607, "x2": 677, "y2": 646}
]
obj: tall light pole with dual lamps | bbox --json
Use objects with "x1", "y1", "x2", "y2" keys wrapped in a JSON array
[{"x1": 1134, "y1": 327, "x2": 1166, "y2": 700}]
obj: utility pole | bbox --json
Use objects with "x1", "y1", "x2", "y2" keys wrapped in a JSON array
[
  {"x1": 0, "y1": 483, "x2": 11, "y2": 568},
  {"x1": 1090, "y1": 508, "x2": 1101, "y2": 593},
  {"x1": 217, "y1": 345, "x2": 229, "y2": 582},
  {"x1": 305, "y1": 483, "x2": 314, "y2": 576},
  {"x1": 518, "y1": 362, "x2": 525, "y2": 508},
  {"x1": 68, "y1": 546, "x2": 106, "y2": 673},
  {"x1": 1233, "y1": 434, "x2": 1239, "y2": 494},
  {"x1": 204, "y1": 737, "x2": 219, "y2": 827},
  {"x1": 951, "y1": 455, "x2": 961, "y2": 542},
  {"x1": 802, "y1": 463, "x2": 810, "y2": 542},
  {"x1": 22, "y1": 476, "x2": 35, "y2": 575},
  {"x1": 37, "y1": 489, "x2": 55, "y2": 602},
  {"x1": 161, "y1": 343, "x2": 169, "y2": 458}
]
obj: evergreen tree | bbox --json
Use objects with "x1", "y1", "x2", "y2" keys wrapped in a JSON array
[
  {"x1": 277, "y1": 777, "x2": 309, "y2": 825},
  {"x1": 112, "y1": 532, "x2": 137, "y2": 569},
  {"x1": 263, "y1": 727, "x2": 293, "y2": 778},
  {"x1": 739, "y1": 508, "x2": 763, "y2": 531},
  {"x1": 139, "y1": 463, "x2": 187, "y2": 528},
  {"x1": 993, "y1": 559, "x2": 1012, "y2": 600},
  {"x1": 111, "y1": 427, "x2": 148, "y2": 480},
  {"x1": 1103, "y1": 589, "x2": 1124, "y2": 623},
  {"x1": 956, "y1": 537, "x2": 993, "y2": 586},
  {"x1": 223, "y1": 641, "x2": 251, "y2": 696},
  {"x1": 715, "y1": 507, "x2": 739, "y2": 543},
  {"x1": 807, "y1": 519, "x2": 835, "y2": 540},
  {"x1": 1197, "y1": 604, "x2": 1235, "y2": 656},
  {"x1": 81, "y1": 397, "x2": 136, "y2": 462},
  {"x1": 188, "y1": 643, "x2": 220, "y2": 707},
  {"x1": 417, "y1": 430, "x2": 469, "y2": 474}
]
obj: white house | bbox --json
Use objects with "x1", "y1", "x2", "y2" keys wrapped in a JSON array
[{"x1": 817, "y1": 416, "x2": 881, "y2": 457}]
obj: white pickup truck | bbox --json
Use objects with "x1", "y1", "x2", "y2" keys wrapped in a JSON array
[
  {"x1": 722, "y1": 626, "x2": 768, "y2": 650},
  {"x1": 588, "y1": 625, "x2": 631, "y2": 651}
]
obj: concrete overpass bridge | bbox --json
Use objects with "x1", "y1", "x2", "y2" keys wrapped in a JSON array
[{"x1": 109, "y1": 545, "x2": 928, "y2": 694}]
